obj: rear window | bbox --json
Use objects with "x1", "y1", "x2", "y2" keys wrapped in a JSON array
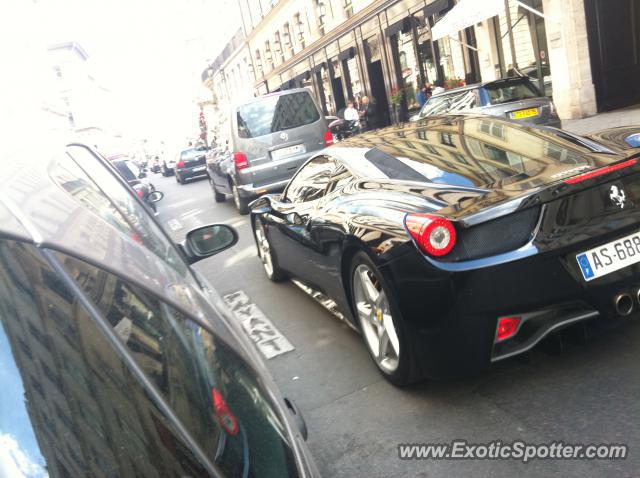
[
  {"x1": 237, "y1": 91, "x2": 320, "y2": 138},
  {"x1": 483, "y1": 80, "x2": 540, "y2": 105},
  {"x1": 180, "y1": 147, "x2": 208, "y2": 160},
  {"x1": 419, "y1": 90, "x2": 479, "y2": 117}
]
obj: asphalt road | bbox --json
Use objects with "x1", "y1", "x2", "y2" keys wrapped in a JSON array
[{"x1": 152, "y1": 172, "x2": 639, "y2": 478}]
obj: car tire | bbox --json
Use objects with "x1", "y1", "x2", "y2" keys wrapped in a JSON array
[
  {"x1": 232, "y1": 182, "x2": 249, "y2": 215},
  {"x1": 211, "y1": 179, "x2": 225, "y2": 203},
  {"x1": 349, "y1": 251, "x2": 416, "y2": 386},
  {"x1": 253, "y1": 218, "x2": 286, "y2": 282},
  {"x1": 176, "y1": 174, "x2": 182, "y2": 184}
]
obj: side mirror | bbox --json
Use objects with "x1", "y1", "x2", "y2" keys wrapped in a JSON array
[
  {"x1": 286, "y1": 212, "x2": 305, "y2": 226},
  {"x1": 148, "y1": 191, "x2": 164, "y2": 203},
  {"x1": 182, "y1": 224, "x2": 238, "y2": 264},
  {"x1": 138, "y1": 171, "x2": 147, "y2": 178},
  {"x1": 249, "y1": 195, "x2": 272, "y2": 214}
]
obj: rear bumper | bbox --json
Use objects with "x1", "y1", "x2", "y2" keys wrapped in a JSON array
[
  {"x1": 237, "y1": 178, "x2": 290, "y2": 199},
  {"x1": 380, "y1": 239, "x2": 640, "y2": 378},
  {"x1": 178, "y1": 167, "x2": 208, "y2": 180}
]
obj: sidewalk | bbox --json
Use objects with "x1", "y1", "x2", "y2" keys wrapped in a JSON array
[{"x1": 562, "y1": 104, "x2": 640, "y2": 135}]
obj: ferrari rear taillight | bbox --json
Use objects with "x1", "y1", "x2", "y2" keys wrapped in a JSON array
[
  {"x1": 496, "y1": 316, "x2": 521, "y2": 342},
  {"x1": 212, "y1": 388, "x2": 238, "y2": 435},
  {"x1": 564, "y1": 158, "x2": 637, "y2": 184},
  {"x1": 177, "y1": 160, "x2": 185, "y2": 169},
  {"x1": 324, "y1": 130, "x2": 334, "y2": 146},
  {"x1": 405, "y1": 213, "x2": 456, "y2": 257},
  {"x1": 234, "y1": 152, "x2": 249, "y2": 170}
]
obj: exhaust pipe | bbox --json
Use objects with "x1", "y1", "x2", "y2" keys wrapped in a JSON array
[{"x1": 613, "y1": 293, "x2": 634, "y2": 316}]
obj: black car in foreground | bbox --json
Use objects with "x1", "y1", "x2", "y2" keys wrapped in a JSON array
[
  {"x1": 0, "y1": 143, "x2": 317, "y2": 477},
  {"x1": 250, "y1": 115, "x2": 640, "y2": 386},
  {"x1": 176, "y1": 146, "x2": 209, "y2": 184}
]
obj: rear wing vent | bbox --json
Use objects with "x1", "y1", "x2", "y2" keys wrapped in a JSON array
[{"x1": 443, "y1": 206, "x2": 541, "y2": 262}]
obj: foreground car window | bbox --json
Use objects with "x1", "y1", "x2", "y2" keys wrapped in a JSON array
[
  {"x1": 65, "y1": 145, "x2": 190, "y2": 280},
  {"x1": 58, "y1": 252, "x2": 301, "y2": 478},
  {"x1": 284, "y1": 156, "x2": 334, "y2": 203},
  {"x1": 237, "y1": 92, "x2": 320, "y2": 138},
  {"x1": 112, "y1": 159, "x2": 139, "y2": 182},
  {"x1": 0, "y1": 240, "x2": 209, "y2": 476}
]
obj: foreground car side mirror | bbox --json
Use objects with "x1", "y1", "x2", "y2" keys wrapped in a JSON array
[
  {"x1": 182, "y1": 224, "x2": 238, "y2": 264},
  {"x1": 138, "y1": 171, "x2": 147, "y2": 178},
  {"x1": 148, "y1": 191, "x2": 164, "y2": 203}
]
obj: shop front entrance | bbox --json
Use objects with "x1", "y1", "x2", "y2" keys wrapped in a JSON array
[
  {"x1": 584, "y1": 0, "x2": 640, "y2": 111},
  {"x1": 364, "y1": 36, "x2": 391, "y2": 127}
]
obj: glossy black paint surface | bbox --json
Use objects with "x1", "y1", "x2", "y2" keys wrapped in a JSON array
[
  {"x1": 0, "y1": 144, "x2": 317, "y2": 477},
  {"x1": 252, "y1": 115, "x2": 640, "y2": 377}
]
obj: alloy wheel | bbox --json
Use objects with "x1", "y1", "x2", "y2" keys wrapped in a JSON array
[
  {"x1": 353, "y1": 264, "x2": 400, "y2": 373},
  {"x1": 254, "y1": 221, "x2": 274, "y2": 277}
]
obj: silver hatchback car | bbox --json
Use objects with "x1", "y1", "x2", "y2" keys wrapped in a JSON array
[
  {"x1": 207, "y1": 88, "x2": 331, "y2": 214},
  {"x1": 413, "y1": 77, "x2": 561, "y2": 128}
]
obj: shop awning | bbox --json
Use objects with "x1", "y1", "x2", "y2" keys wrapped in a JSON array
[{"x1": 431, "y1": 0, "x2": 503, "y2": 41}]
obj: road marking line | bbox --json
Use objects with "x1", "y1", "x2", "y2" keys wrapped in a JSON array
[
  {"x1": 180, "y1": 209, "x2": 202, "y2": 220},
  {"x1": 224, "y1": 245, "x2": 256, "y2": 268},
  {"x1": 168, "y1": 198, "x2": 196, "y2": 208},
  {"x1": 167, "y1": 219, "x2": 183, "y2": 231},
  {"x1": 223, "y1": 291, "x2": 294, "y2": 359},
  {"x1": 230, "y1": 219, "x2": 248, "y2": 228}
]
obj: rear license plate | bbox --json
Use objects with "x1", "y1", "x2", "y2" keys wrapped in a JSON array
[
  {"x1": 192, "y1": 166, "x2": 205, "y2": 172},
  {"x1": 271, "y1": 144, "x2": 306, "y2": 160},
  {"x1": 576, "y1": 230, "x2": 640, "y2": 281},
  {"x1": 512, "y1": 108, "x2": 539, "y2": 120}
]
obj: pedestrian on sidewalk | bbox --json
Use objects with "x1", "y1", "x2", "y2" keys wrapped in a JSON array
[
  {"x1": 344, "y1": 100, "x2": 359, "y2": 122},
  {"x1": 360, "y1": 96, "x2": 379, "y2": 131}
]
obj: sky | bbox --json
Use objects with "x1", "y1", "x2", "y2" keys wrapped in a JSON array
[{"x1": 0, "y1": 0, "x2": 240, "y2": 148}]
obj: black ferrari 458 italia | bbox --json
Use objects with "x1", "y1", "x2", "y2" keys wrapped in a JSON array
[{"x1": 249, "y1": 115, "x2": 640, "y2": 385}]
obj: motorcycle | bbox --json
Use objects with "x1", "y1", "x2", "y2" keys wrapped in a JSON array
[
  {"x1": 133, "y1": 183, "x2": 164, "y2": 214},
  {"x1": 328, "y1": 117, "x2": 360, "y2": 141}
]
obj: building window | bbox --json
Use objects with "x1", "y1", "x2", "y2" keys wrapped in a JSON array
[
  {"x1": 440, "y1": 132, "x2": 455, "y2": 147},
  {"x1": 255, "y1": 49, "x2": 263, "y2": 77},
  {"x1": 283, "y1": 22, "x2": 292, "y2": 53},
  {"x1": 294, "y1": 13, "x2": 306, "y2": 48},
  {"x1": 478, "y1": 120, "x2": 505, "y2": 140},
  {"x1": 274, "y1": 31, "x2": 283, "y2": 63},
  {"x1": 343, "y1": 0, "x2": 353, "y2": 18},
  {"x1": 264, "y1": 41, "x2": 273, "y2": 69},
  {"x1": 316, "y1": 1, "x2": 327, "y2": 35}
]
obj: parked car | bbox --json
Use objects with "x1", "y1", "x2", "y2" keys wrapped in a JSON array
[
  {"x1": 175, "y1": 145, "x2": 209, "y2": 184},
  {"x1": 520, "y1": 63, "x2": 553, "y2": 97},
  {"x1": 161, "y1": 157, "x2": 176, "y2": 176},
  {"x1": 412, "y1": 77, "x2": 561, "y2": 128},
  {"x1": 109, "y1": 156, "x2": 163, "y2": 213},
  {"x1": 250, "y1": 115, "x2": 640, "y2": 386},
  {"x1": 0, "y1": 143, "x2": 318, "y2": 477},
  {"x1": 206, "y1": 147, "x2": 232, "y2": 203},
  {"x1": 150, "y1": 155, "x2": 162, "y2": 173},
  {"x1": 208, "y1": 88, "x2": 332, "y2": 214}
]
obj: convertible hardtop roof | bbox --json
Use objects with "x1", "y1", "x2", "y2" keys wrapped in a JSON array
[
  {"x1": 432, "y1": 76, "x2": 535, "y2": 96},
  {"x1": 329, "y1": 114, "x2": 633, "y2": 189}
]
